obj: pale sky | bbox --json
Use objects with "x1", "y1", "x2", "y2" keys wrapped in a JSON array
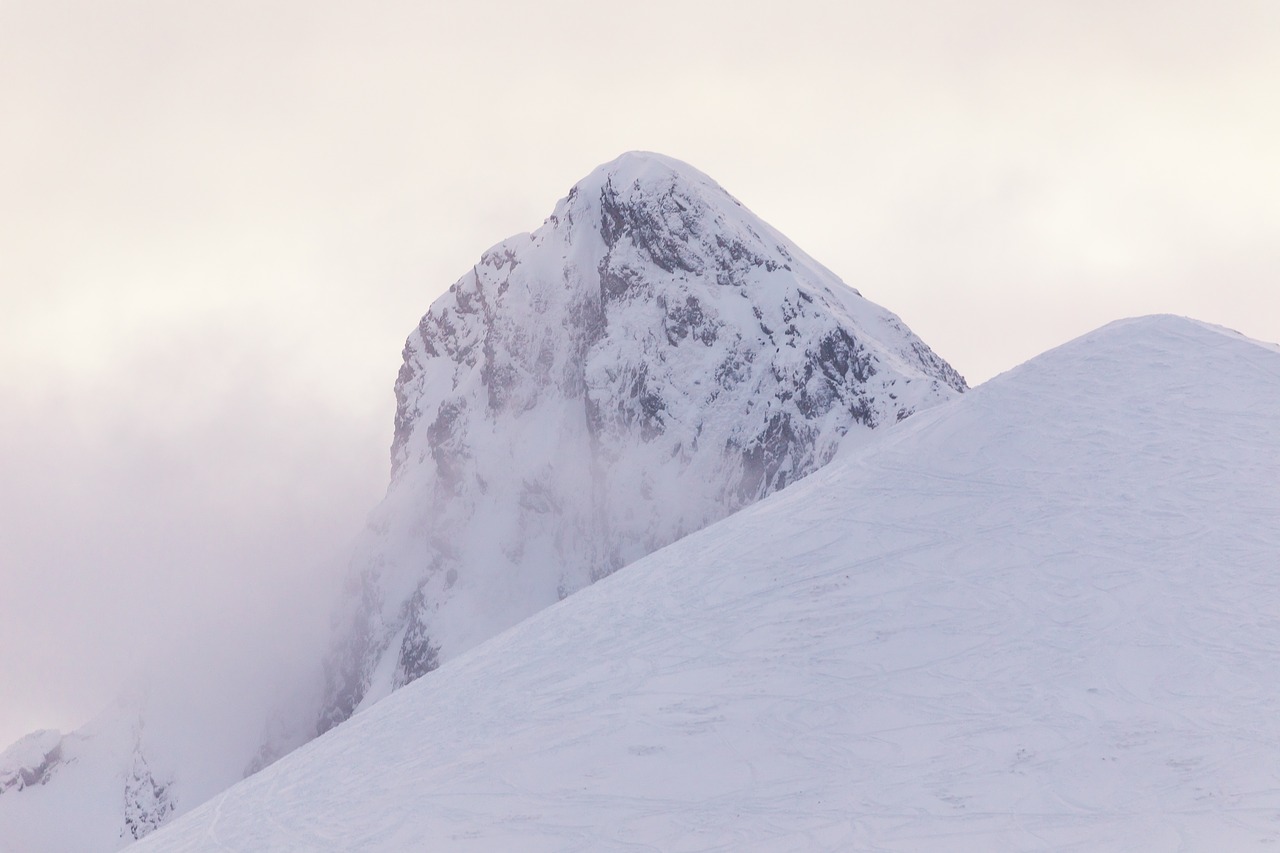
[{"x1": 1, "y1": 0, "x2": 1277, "y2": 747}]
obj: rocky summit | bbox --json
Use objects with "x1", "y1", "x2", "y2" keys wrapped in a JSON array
[{"x1": 315, "y1": 151, "x2": 965, "y2": 734}]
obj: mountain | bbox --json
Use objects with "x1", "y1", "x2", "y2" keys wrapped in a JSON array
[
  {"x1": 0, "y1": 152, "x2": 964, "y2": 851},
  {"x1": 311, "y1": 151, "x2": 965, "y2": 734},
  {"x1": 0, "y1": 687, "x2": 252, "y2": 853},
  {"x1": 124, "y1": 316, "x2": 1280, "y2": 852}
]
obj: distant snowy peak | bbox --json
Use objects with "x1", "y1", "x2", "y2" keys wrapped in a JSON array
[
  {"x1": 393, "y1": 150, "x2": 963, "y2": 485},
  {"x1": 0, "y1": 709, "x2": 176, "y2": 851},
  {"x1": 0, "y1": 730, "x2": 63, "y2": 795},
  {"x1": 320, "y1": 151, "x2": 966, "y2": 733}
]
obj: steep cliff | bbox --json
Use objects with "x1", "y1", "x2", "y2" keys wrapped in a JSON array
[{"x1": 317, "y1": 152, "x2": 965, "y2": 731}]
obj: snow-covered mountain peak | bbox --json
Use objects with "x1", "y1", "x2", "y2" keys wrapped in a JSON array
[
  {"x1": 555, "y1": 149, "x2": 737, "y2": 225},
  {"x1": 543, "y1": 150, "x2": 854, "y2": 311},
  {"x1": 325, "y1": 152, "x2": 966, "y2": 732},
  {"x1": 1088, "y1": 313, "x2": 1275, "y2": 352},
  {"x1": 977, "y1": 314, "x2": 1270, "y2": 400},
  {"x1": 578, "y1": 149, "x2": 709, "y2": 185}
]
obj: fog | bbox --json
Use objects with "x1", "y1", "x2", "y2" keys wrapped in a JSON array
[{"x1": 2, "y1": 0, "x2": 1278, "y2": 748}]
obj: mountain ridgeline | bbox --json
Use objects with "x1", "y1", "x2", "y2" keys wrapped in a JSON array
[{"x1": 315, "y1": 152, "x2": 966, "y2": 734}]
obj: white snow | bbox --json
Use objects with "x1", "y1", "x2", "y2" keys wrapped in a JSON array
[{"x1": 127, "y1": 315, "x2": 1280, "y2": 851}]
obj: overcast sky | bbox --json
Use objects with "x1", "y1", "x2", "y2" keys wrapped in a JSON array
[{"x1": 1, "y1": 0, "x2": 1277, "y2": 748}]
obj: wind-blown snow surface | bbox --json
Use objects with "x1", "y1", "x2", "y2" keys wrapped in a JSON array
[
  {"x1": 315, "y1": 151, "x2": 964, "y2": 733},
  {"x1": 127, "y1": 316, "x2": 1280, "y2": 852}
]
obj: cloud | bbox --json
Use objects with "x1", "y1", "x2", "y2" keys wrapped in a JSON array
[{"x1": 0, "y1": 317, "x2": 385, "y2": 744}]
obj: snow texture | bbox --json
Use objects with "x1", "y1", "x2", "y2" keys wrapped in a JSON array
[
  {"x1": 128, "y1": 316, "x2": 1280, "y2": 852},
  {"x1": 315, "y1": 150, "x2": 965, "y2": 733}
]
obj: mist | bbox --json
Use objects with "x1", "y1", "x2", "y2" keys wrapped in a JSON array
[
  {"x1": 0, "y1": 320, "x2": 383, "y2": 745},
  {"x1": 2, "y1": 0, "x2": 1279, "y2": 748}
]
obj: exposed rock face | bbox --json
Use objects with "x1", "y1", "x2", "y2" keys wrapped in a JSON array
[
  {"x1": 120, "y1": 745, "x2": 175, "y2": 843},
  {"x1": 0, "y1": 710, "x2": 179, "y2": 851},
  {"x1": 0, "y1": 731, "x2": 64, "y2": 795},
  {"x1": 317, "y1": 152, "x2": 966, "y2": 731}
]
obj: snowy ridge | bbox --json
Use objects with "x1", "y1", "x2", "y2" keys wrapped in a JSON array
[
  {"x1": 129, "y1": 315, "x2": 1280, "y2": 851},
  {"x1": 315, "y1": 151, "x2": 964, "y2": 732}
]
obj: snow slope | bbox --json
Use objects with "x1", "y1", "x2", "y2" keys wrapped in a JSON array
[
  {"x1": 315, "y1": 150, "x2": 964, "y2": 734},
  {"x1": 127, "y1": 315, "x2": 1280, "y2": 852}
]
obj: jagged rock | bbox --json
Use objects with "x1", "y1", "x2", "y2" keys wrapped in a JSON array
[
  {"x1": 120, "y1": 736, "x2": 175, "y2": 842},
  {"x1": 317, "y1": 151, "x2": 965, "y2": 731},
  {"x1": 0, "y1": 730, "x2": 64, "y2": 794}
]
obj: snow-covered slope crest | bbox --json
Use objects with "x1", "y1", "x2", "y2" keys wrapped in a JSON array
[
  {"x1": 315, "y1": 151, "x2": 965, "y2": 731},
  {"x1": 129, "y1": 315, "x2": 1280, "y2": 852}
]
